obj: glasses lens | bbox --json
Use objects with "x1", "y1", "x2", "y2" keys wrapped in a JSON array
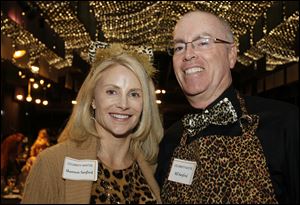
[{"x1": 194, "y1": 37, "x2": 211, "y2": 50}]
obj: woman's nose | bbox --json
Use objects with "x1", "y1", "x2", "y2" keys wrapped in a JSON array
[{"x1": 117, "y1": 95, "x2": 129, "y2": 109}]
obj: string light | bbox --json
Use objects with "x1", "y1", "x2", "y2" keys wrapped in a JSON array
[
  {"x1": 240, "y1": 11, "x2": 299, "y2": 70},
  {"x1": 1, "y1": 11, "x2": 68, "y2": 70},
  {"x1": 33, "y1": 1, "x2": 92, "y2": 64},
  {"x1": 1, "y1": 2, "x2": 298, "y2": 74}
]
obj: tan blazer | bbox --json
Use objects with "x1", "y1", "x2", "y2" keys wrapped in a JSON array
[{"x1": 21, "y1": 135, "x2": 161, "y2": 204}]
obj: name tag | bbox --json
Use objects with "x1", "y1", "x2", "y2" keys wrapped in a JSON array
[
  {"x1": 168, "y1": 158, "x2": 197, "y2": 185},
  {"x1": 62, "y1": 157, "x2": 98, "y2": 181}
]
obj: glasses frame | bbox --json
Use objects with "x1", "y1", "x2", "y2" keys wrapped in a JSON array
[{"x1": 167, "y1": 36, "x2": 233, "y2": 56}]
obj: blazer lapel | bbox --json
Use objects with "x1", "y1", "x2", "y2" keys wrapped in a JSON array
[
  {"x1": 136, "y1": 151, "x2": 162, "y2": 203},
  {"x1": 64, "y1": 136, "x2": 98, "y2": 204}
]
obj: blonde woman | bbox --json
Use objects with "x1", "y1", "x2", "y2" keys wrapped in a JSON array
[{"x1": 21, "y1": 44, "x2": 163, "y2": 204}]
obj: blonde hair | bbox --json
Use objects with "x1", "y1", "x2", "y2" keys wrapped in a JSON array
[{"x1": 58, "y1": 49, "x2": 163, "y2": 164}]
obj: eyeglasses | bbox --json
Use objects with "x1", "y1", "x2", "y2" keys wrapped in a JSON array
[{"x1": 167, "y1": 36, "x2": 233, "y2": 56}]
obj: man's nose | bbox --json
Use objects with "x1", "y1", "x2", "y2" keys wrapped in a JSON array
[{"x1": 183, "y1": 43, "x2": 197, "y2": 61}]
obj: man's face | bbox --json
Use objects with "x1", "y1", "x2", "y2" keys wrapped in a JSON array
[{"x1": 172, "y1": 12, "x2": 237, "y2": 107}]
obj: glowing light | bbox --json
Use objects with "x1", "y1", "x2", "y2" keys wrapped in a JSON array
[
  {"x1": 16, "y1": 94, "x2": 23, "y2": 101},
  {"x1": 35, "y1": 99, "x2": 41, "y2": 104},
  {"x1": 26, "y1": 96, "x2": 32, "y2": 102},
  {"x1": 13, "y1": 50, "x2": 26, "y2": 59},
  {"x1": 33, "y1": 83, "x2": 39, "y2": 89},
  {"x1": 30, "y1": 65, "x2": 39, "y2": 73}
]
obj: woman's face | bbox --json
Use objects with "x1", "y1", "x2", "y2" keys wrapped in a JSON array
[{"x1": 92, "y1": 64, "x2": 143, "y2": 137}]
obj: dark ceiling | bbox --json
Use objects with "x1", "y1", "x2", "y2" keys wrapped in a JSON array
[{"x1": 1, "y1": 1, "x2": 299, "y2": 127}]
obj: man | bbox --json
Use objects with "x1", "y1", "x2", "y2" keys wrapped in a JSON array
[{"x1": 155, "y1": 10, "x2": 299, "y2": 204}]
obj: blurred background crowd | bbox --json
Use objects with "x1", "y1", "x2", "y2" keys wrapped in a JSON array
[{"x1": 1, "y1": 128, "x2": 56, "y2": 201}]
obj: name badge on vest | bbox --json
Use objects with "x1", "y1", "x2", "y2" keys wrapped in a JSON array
[
  {"x1": 62, "y1": 157, "x2": 98, "y2": 181},
  {"x1": 168, "y1": 158, "x2": 197, "y2": 185}
]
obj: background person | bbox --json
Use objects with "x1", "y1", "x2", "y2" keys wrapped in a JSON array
[
  {"x1": 1, "y1": 132, "x2": 26, "y2": 194},
  {"x1": 19, "y1": 128, "x2": 51, "y2": 193}
]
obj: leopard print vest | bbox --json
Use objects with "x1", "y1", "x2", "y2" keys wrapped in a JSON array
[{"x1": 161, "y1": 93, "x2": 278, "y2": 204}]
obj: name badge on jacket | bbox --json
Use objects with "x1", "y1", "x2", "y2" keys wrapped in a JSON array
[
  {"x1": 168, "y1": 158, "x2": 197, "y2": 185},
  {"x1": 62, "y1": 157, "x2": 98, "y2": 181}
]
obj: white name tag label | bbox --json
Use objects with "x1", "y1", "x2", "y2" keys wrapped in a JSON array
[
  {"x1": 168, "y1": 158, "x2": 197, "y2": 185},
  {"x1": 62, "y1": 157, "x2": 98, "y2": 181}
]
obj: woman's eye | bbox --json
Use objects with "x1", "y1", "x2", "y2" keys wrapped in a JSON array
[
  {"x1": 106, "y1": 89, "x2": 117, "y2": 95},
  {"x1": 129, "y1": 92, "x2": 141, "y2": 98}
]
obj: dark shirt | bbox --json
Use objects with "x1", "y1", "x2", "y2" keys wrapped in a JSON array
[{"x1": 155, "y1": 85, "x2": 299, "y2": 204}]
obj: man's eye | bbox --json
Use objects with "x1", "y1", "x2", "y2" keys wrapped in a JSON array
[
  {"x1": 197, "y1": 39, "x2": 210, "y2": 46},
  {"x1": 174, "y1": 44, "x2": 185, "y2": 52}
]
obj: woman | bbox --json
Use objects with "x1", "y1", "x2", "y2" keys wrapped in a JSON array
[{"x1": 21, "y1": 44, "x2": 164, "y2": 204}]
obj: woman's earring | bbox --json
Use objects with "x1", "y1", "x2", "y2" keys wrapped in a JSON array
[
  {"x1": 91, "y1": 103, "x2": 96, "y2": 118},
  {"x1": 91, "y1": 101, "x2": 96, "y2": 110}
]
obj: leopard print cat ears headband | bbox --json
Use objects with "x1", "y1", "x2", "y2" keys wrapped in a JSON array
[{"x1": 88, "y1": 41, "x2": 157, "y2": 77}]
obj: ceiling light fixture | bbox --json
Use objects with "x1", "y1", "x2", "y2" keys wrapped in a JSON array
[{"x1": 13, "y1": 49, "x2": 26, "y2": 59}]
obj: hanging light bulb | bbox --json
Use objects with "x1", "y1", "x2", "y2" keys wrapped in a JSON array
[
  {"x1": 26, "y1": 80, "x2": 32, "y2": 102},
  {"x1": 42, "y1": 85, "x2": 48, "y2": 106},
  {"x1": 26, "y1": 95, "x2": 32, "y2": 102}
]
